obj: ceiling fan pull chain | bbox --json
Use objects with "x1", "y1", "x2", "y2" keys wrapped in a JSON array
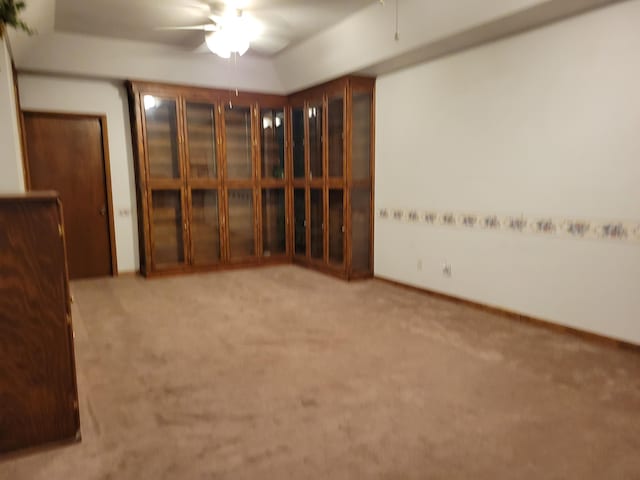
[{"x1": 395, "y1": 0, "x2": 400, "y2": 41}]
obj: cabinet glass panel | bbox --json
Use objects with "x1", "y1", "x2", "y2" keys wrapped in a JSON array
[
  {"x1": 352, "y1": 92, "x2": 372, "y2": 181},
  {"x1": 261, "y1": 109, "x2": 285, "y2": 179},
  {"x1": 151, "y1": 190, "x2": 184, "y2": 266},
  {"x1": 308, "y1": 103, "x2": 323, "y2": 179},
  {"x1": 351, "y1": 188, "x2": 371, "y2": 272},
  {"x1": 328, "y1": 96, "x2": 344, "y2": 178},
  {"x1": 328, "y1": 189, "x2": 344, "y2": 265},
  {"x1": 191, "y1": 189, "x2": 220, "y2": 265},
  {"x1": 225, "y1": 106, "x2": 253, "y2": 179},
  {"x1": 227, "y1": 189, "x2": 255, "y2": 259},
  {"x1": 144, "y1": 96, "x2": 180, "y2": 179},
  {"x1": 186, "y1": 103, "x2": 217, "y2": 179},
  {"x1": 292, "y1": 107, "x2": 305, "y2": 179},
  {"x1": 310, "y1": 188, "x2": 323, "y2": 260},
  {"x1": 294, "y1": 188, "x2": 306, "y2": 256},
  {"x1": 261, "y1": 188, "x2": 286, "y2": 256}
]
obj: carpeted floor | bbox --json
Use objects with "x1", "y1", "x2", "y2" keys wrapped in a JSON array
[{"x1": 1, "y1": 265, "x2": 639, "y2": 479}]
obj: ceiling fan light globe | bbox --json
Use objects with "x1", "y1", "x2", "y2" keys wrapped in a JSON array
[
  {"x1": 216, "y1": 47, "x2": 232, "y2": 59},
  {"x1": 205, "y1": 31, "x2": 231, "y2": 58},
  {"x1": 204, "y1": 18, "x2": 251, "y2": 58},
  {"x1": 228, "y1": 33, "x2": 250, "y2": 55},
  {"x1": 237, "y1": 46, "x2": 249, "y2": 56}
]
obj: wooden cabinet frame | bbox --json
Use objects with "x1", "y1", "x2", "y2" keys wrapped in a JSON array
[
  {"x1": 255, "y1": 105, "x2": 289, "y2": 261},
  {"x1": 181, "y1": 96, "x2": 225, "y2": 267},
  {"x1": 221, "y1": 101, "x2": 258, "y2": 263},
  {"x1": 127, "y1": 76, "x2": 373, "y2": 279},
  {"x1": 288, "y1": 76, "x2": 375, "y2": 280},
  {"x1": 128, "y1": 82, "x2": 289, "y2": 276},
  {"x1": 348, "y1": 80, "x2": 376, "y2": 279}
]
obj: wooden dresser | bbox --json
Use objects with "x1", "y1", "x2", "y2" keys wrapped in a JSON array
[{"x1": 0, "y1": 192, "x2": 80, "y2": 455}]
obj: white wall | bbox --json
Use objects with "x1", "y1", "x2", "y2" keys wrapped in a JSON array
[
  {"x1": 375, "y1": 1, "x2": 640, "y2": 344},
  {"x1": 0, "y1": 36, "x2": 25, "y2": 193},
  {"x1": 19, "y1": 74, "x2": 139, "y2": 273}
]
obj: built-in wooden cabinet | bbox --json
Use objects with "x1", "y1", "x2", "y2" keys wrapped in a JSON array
[
  {"x1": 128, "y1": 75, "x2": 373, "y2": 279},
  {"x1": 128, "y1": 82, "x2": 290, "y2": 276},
  {"x1": 289, "y1": 76, "x2": 375, "y2": 279}
]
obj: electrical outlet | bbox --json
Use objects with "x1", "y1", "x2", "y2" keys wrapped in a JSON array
[
  {"x1": 442, "y1": 263, "x2": 452, "y2": 277},
  {"x1": 417, "y1": 259, "x2": 423, "y2": 271}
]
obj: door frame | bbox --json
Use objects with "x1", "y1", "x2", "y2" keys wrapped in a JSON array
[{"x1": 21, "y1": 110, "x2": 119, "y2": 276}]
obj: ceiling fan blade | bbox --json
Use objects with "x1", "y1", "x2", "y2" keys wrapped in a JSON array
[
  {"x1": 156, "y1": 24, "x2": 218, "y2": 32},
  {"x1": 238, "y1": 0, "x2": 312, "y2": 12},
  {"x1": 187, "y1": 0, "x2": 307, "y2": 15}
]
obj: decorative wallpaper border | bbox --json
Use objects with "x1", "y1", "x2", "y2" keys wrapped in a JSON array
[{"x1": 377, "y1": 208, "x2": 640, "y2": 244}]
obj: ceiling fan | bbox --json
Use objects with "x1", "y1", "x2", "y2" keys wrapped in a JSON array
[{"x1": 161, "y1": 1, "x2": 287, "y2": 58}]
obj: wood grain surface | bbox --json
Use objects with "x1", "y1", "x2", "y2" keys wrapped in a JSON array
[
  {"x1": 0, "y1": 195, "x2": 80, "y2": 455},
  {"x1": 22, "y1": 112, "x2": 115, "y2": 279}
]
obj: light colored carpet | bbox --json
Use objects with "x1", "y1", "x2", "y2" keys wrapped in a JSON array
[{"x1": 1, "y1": 265, "x2": 639, "y2": 479}]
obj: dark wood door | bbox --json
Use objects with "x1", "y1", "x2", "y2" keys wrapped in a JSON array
[{"x1": 23, "y1": 113, "x2": 113, "y2": 279}]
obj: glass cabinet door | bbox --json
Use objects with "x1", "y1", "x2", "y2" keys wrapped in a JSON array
[
  {"x1": 308, "y1": 103, "x2": 323, "y2": 180},
  {"x1": 310, "y1": 188, "x2": 323, "y2": 260},
  {"x1": 190, "y1": 189, "x2": 221, "y2": 265},
  {"x1": 328, "y1": 189, "x2": 344, "y2": 266},
  {"x1": 225, "y1": 106, "x2": 253, "y2": 180},
  {"x1": 352, "y1": 92, "x2": 372, "y2": 181},
  {"x1": 351, "y1": 188, "x2": 371, "y2": 273},
  {"x1": 292, "y1": 107, "x2": 305, "y2": 179},
  {"x1": 261, "y1": 188, "x2": 286, "y2": 256},
  {"x1": 144, "y1": 96, "x2": 181, "y2": 179},
  {"x1": 260, "y1": 109, "x2": 285, "y2": 179},
  {"x1": 186, "y1": 102, "x2": 217, "y2": 179},
  {"x1": 327, "y1": 96, "x2": 344, "y2": 178},
  {"x1": 227, "y1": 189, "x2": 255, "y2": 259},
  {"x1": 151, "y1": 190, "x2": 185, "y2": 267},
  {"x1": 294, "y1": 188, "x2": 306, "y2": 256}
]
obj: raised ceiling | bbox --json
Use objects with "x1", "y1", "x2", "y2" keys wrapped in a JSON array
[
  {"x1": 11, "y1": 0, "x2": 625, "y2": 94},
  {"x1": 54, "y1": 0, "x2": 377, "y2": 56}
]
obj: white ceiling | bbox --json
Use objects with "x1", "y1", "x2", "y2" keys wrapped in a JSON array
[
  {"x1": 54, "y1": 0, "x2": 377, "y2": 56},
  {"x1": 11, "y1": 0, "x2": 625, "y2": 94}
]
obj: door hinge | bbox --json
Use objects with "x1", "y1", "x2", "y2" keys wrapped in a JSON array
[{"x1": 58, "y1": 224, "x2": 64, "y2": 237}]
